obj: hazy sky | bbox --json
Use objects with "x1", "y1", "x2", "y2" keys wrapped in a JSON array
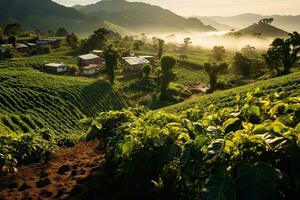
[{"x1": 53, "y1": 0, "x2": 300, "y2": 16}]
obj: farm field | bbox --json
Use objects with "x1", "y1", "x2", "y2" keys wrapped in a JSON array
[
  {"x1": 163, "y1": 71, "x2": 300, "y2": 113},
  {"x1": 0, "y1": 58, "x2": 127, "y2": 143}
]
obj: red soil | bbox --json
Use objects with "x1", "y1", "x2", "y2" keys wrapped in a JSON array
[{"x1": 0, "y1": 141, "x2": 105, "y2": 200}]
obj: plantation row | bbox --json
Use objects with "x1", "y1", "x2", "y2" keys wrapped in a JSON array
[
  {"x1": 0, "y1": 66, "x2": 127, "y2": 136},
  {"x1": 87, "y1": 90, "x2": 300, "y2": 199},
  {"x1": 164, "y1": 71, "x2": 300, "y2": 113}
]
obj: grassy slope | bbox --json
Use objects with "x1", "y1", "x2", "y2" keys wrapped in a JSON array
[
  {"x1": 163, "y1": 71, "x2": 300, "y2": 113},
  {"x1": 0, "y1": 52, "x2": 127, "y2": 140}
]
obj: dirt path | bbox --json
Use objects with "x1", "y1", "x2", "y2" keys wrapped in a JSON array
[{"x1": 0, "y1": 141, "x2": 105, "y2": 200}]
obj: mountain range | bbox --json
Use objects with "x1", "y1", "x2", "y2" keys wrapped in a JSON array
[
  {"x1": 74, "y1": 0, "x2": 216, "y2": 33},
  {"x1": 0, "y1": 0, "x2": 216, "y2": 34},
  {"x1": 228, "y1": 22, "x2": 289, "y2": 38},
  {"x1": 206, "y1": 13, "x2": 300, "y2": 32}
]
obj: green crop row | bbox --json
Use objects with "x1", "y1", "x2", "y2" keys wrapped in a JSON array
[{"x1": 87, "y1": 89, "x2": 300, "y2": 199}]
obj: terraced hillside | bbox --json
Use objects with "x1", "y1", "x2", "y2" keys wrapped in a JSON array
[
  {"x1": 0, "y1": 65, "x2": 127, "y2": 140},
  {"x1": 163, "y1": 71, "x2": 300, "y2": 113}
]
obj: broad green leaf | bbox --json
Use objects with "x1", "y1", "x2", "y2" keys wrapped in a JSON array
[
  {"x1": 237, "y1": 162, "x2": 281, "y2": 200},
  {"x1": 248, "y1": 105, "x2": 261, "y2": 117},
  {"x1": 223, "y1": 118, "x2": 242, "y2": 133},
  {"x1": 203, "y1": 167, "x2": 236, "y2": 200}
]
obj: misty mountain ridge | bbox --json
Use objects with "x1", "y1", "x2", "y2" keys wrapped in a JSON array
[
  {"x1": 228, "y1": 22, "x2": 289, "y2": 38},
  {"x1": 205, "y1": 13, "x2": 300, "y2": 32},
  {"x1": 74, "y1": 0, "x2": 216, "y2": 32}
]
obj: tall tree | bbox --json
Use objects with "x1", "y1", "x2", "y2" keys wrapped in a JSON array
[
  {"x1": 263, "y1": 32, "x2": 300, "y2": 75},
  {"x1": 183, "y1": 37, "x2": 192, "y2": 49},
  {"x1": 160, "y1": 56, "x2": 176, "y2": 100},
  {"x1": 66, "y1": 33, "x2": 79, "y2": 49},
  {"x1": 55, "y1": 28, "x2": 69, "y2": 37},
  {"x1": 157, "y1": 39, "x2": 165, "y2": 60},
  {"x1": 241, "y1": 45, "x2": 256, "y2": 57},
  {"x1": 104, "y1": 45, "x2": 119, "y2": 85},
  {"x1": 204, "y1": 63, "x2": 228, "y2": 93},
  {"x1": 8, "y1": 36, "x2": 17, "y2": 47},
  {"x1": 212, "y1": 46, "x2": 226, "y2": 62},
  {"x1": 3, "y1": 23, "x2": 22, "y2": 36},
  {"x1": 81, "y1": 28, "x2": 119, "y2": 51},
  {"x1": 233, "y1": 53, "x2": 252, "y2": 77}
]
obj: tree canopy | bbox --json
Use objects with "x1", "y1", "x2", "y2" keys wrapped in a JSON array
[
  {"x1": 204, "y1": 62, "x2": 228, "y2": 93},
  {"x1": 104, "y1": 44, "x2": 119, "y2": 85},
  {"x1": 160, "y1": 56, "x2": 176, "y2": 100},
  {"x1": 263, "y1": 32, "x2": 300, "y2": 75}
]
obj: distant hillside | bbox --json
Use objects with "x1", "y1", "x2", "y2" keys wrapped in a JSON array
[
  {"x1": 210, "y1": 13, "x2": 300, "y2": 32},
  {"x1": 75, "y1": 0, "x2": 216, "y2": 32},
  {"x1": 230, "y1": 23, "x2": 289, "y2": 38},
  {"x1": 0, "y1": 0, "x2": 107, "y2": 34},
  {"x1": 196, "y1": 17, "x2": 234, "y2": 31}
]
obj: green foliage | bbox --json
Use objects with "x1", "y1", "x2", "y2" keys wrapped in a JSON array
[
  {"x1": 232, "y1": 53, "x2": 252, "y2": 77},
  {"x1": 204, "y1": 62, "x2": 228, "y2": 93},
  {"x1": 0, "y1": 131, "x2": 55, "y2": 175},
  {"x1": 104, "y1": 44, "x2": 119, "y2": 85},
  {"x1": 212, "y1": 46, "x2": 226, "y2": 62},
  {"x1": 87, "y1": 91, "x2": 300, "y2": 199},
  {"x1": 81, "y1": 28, "x2": 121, "y2": 52},
  {"x1": 158, "y1": 39, "x2": 165, "y2": 60},
  {"x1": 142, "y1": 64, "x2": 152, "y2": 79},
  {"x1": 164, "y1": 71, "x2": 300, "y2": 113},
  {"x1": 3, "y1": 23, "x2": 22, "y2": 36},
  {"x1": 263, "y1": 32, "x2": 300, "y2": 75},
  {"x1": 160, "y1": 56, "x2": 177, "y2": 100},
  {"x1": 184, "y1": 38, "x2": 192, "y2": 49},
  {"x1": 66, "y1": 33, "x2": 79, "y2": 49},
  {"x1": 55, "y1": 27, "x2": 69, "y2": 37}
]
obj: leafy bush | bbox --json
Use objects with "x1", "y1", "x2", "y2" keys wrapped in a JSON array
[
  {"x1": 0, "y1": 131, "x2": 56, "y2": 175},
  {"x1": 87, "y1": 90, "x2": 300, "y2": 199}
]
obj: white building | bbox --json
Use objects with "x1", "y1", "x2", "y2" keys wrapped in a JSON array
[
  {"x1": 81, "y1": 65, "x2": 99, "y2": 75},
  {"x1": 122, "y1": 56, "x2": 150, "y2": 71},
  {"x1": 44, "y1": 63, "x2": 68, "y2": 73}
]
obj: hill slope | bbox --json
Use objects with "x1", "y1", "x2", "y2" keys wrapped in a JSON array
[
  {"x1": 0, "y1": 60, "x2": 127, "y2": 141},
  {"x1": 210, "y1": 13, "x2": 300, "y2": 32},
  {"x1": 163, "y1": 71, "x2": 300, "y2": 113},
  {"x1": 195, "y1": 16, "x2": 235, "y2": 31},
  {"x1": 230, "y1": 23, "x2": 289, "y2": 38},
  {"x1": 0, "y1": 0, "x2": 107, "y2": 34},
  {"x1": 75, "y1": 0, "x2": 216, "y2": 32}
]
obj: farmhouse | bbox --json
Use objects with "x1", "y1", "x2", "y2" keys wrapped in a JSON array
[
  {"x1": 78, "y1": 53, "x2": 101, "y2": 67},
  {"x1": 44, "y1": 63, "x2": 68, "y2": 74},
  {"x1": 122, "y1": 56, "x2": 150, "y2": 71},
  {"x1": 0, "y1": 43, "x2": 29, "y2": 53},
  {"x1": 81, "y1": 65, "x2": 99, "y2": 76},
  {"x1": 16, "y1": 43, "x2": 29, "y2": 53},
  {"x1": 25, "y1": 42, "x2": 37, "y2": 49},
  {"x1": 139, "y1": 55, "x2": 155, "y2": 64},
  {"x1": 36, "y1": 39, "x2": 61, "y2": 48}
]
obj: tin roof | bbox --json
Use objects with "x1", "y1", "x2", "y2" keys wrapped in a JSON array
[
  {"x1": 122, "y1": 56, "x2": 150, "y2": 66},
  {"x1": 79, "y1": 53, "x2": 99, "y2": 60},
  {"x1": 45, "y1": 63, "x2": 67, "y2": 68}
]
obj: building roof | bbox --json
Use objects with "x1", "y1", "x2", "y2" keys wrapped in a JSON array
[
  {"x1": 91, "y1": 50, "x2": 103, "y2": 54},
  {"x1": 16, "y1": 43, "x2": 28, "y2": 48},
  {"x1": 25, "y1": 42, "x2": 37, "y2": 47},
  {"x1": 82, "y1": 65, "x2": 98, "y2": 70},
  {"x1": 45, "y1": 63, "x2": 67, "y2": 68},
  {"x1": 122, "y1": 56, "x2": 150, "y2": 66},
  {"x1": 79, "y1": 53, "x2": 100, "y2": 60},
  {"x1": 139, "y1": 55, "x2": 155, "y2": 58}
]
